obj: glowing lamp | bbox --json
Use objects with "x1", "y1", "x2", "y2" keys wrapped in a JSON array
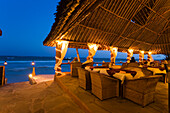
[
  {"x1": 140, "y1": 51, "x2": 144, "y2": 54},
  {"x1": 31, "y1": 61, "x2": 35, "y2": 66},
  {"x1": 4, "y1": 61, "x2": 7, "y2": 65},
  {"x1": 89, "y1": 44, "x2": 97, "y2": 50},
  {"x1": 56, "y1": 40, "x2": 62, "y2": 45},
  {"x1": 29, "y1": 74, "x2": 32, "y2": 78},
  {"x1": 112, "y1": 47, "x2": 118, "y2": 51},
  {"x1": 128, "y1": 49, "x2": 133, "y2": 53},
  {"x1": 148, "y1": 52, "x2": 152, "y2": 54}
]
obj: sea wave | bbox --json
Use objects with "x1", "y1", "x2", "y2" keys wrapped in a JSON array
[
  {"x1": 7, "y1": 67, "x2": 31, "y2": 71},
  {"x1": 36, "y1": 66, "x2": 54, "y2": 68},
  {"x1": 6, "y1": 65, "x2": 55, "y2": 71}
]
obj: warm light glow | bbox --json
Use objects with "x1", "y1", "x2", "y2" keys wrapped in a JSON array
[
  {"x1": 56, "y1": 40, "x2": 62, "y2": 45},
  {"x1": 32, "y1": 61, "x2": 35, "y2": 66},
  {"x1": 60, "y1": 35, "x2": 65, "y2": 39},
  {"x1": 110, "y1": 47, "x2": 118, "y2": 52},
  {"x1": 61, "y1": 41, "x2": 69, "y2": 51},
  {"x1": 148, "y1": 52, "x2": 152, "y2": 54},
  {"x1": 4, "y1": 61, "x2": 7, "y2": 65},
  {"x1": 55, "y1": 71, "x2": 62, "y2": 74},
  {"x1": 29, "y1": 74, "x2": 32, "y2": 78},
  {"x1": 128, "y1": 49, "x2": 133, "y2": 53},
  {"x1": 140, "y1": 51, "x2": 144, "y2": 54},
  {"x1": 57, "y1": 67, "x2": 61, "y2": 70},
  {"x1": 55, "y1": 48, "x2": 61, "y2": 52},
  {"x1": 55, "y1": 56, "x2": 61, "y2": 60},
  {"x1": 88, "y1": 44, "x2": 99, "y2": 51}
]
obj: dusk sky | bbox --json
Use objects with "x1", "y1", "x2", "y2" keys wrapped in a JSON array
[{"x1": 0, "y1": 0, "x2": 166, "y2": 59}]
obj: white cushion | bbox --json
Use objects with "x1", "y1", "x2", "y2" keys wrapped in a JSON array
[
  {"x1": 123, "y1": 67, "x2": 145, "y2": 79},
  {"x1": 113, "y1": 73, "x2": 126, "y2": 84},
  {"x1": 147, "y1": 67, "x2": 166, "y2": 75},
  {"x1": 99, "y1": 69, "x2": 109, "y2": 76},
  {"x1": 124, "y1": 73, "x2": 133, "y2": 80},
  {"x1": 111, "y1": 65, "x2": 122, "y2": 69},
  {"x1": 82, "y1": 60, "x2": 93, "y2": 65}
]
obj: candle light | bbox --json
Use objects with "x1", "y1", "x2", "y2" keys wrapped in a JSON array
[
  {"x1": 29, "y1": 74, "x2": 32, "y2": 78},
  {"x1": 31, "y1": 61, "x2": 35, "y2": 66},
  {"x1": 4, "y1": 61, "x2": 7, "y2": 65}
]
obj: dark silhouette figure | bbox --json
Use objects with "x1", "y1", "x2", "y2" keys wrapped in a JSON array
[{"x1": 130, "y1": 57, "x2": 136, "y2": 63}]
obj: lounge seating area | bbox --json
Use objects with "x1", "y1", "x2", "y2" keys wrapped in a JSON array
[
  {"x1": 123, "y1": 75, "x2": 161, "y2": 107},
  {"x1": 90, "y1": 71, "x2": 119, "y2": 100},
  {"x1": 43, "y1": 0, "x2": 170, "y2": 112},
  {"x1": 73, "y1": 61, "x2": 167, "y2": 107},
  {"x1": 57, "y1": 72, "x2": 168, "y2": 113}
]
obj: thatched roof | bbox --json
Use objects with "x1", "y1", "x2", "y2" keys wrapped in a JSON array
[{"x1": 44, "y1": 0, "x2": 170, "y2": 55}]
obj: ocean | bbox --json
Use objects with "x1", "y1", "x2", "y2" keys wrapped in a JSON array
[
  {"x1": 0, "y1": 56, "x2": 162, "y2": 83},
  {"x1": 0, "y1": 57, "x2": 129, "y2": 83}
]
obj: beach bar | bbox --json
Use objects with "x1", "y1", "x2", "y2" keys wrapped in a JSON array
[{"x1": 43, "y1": 0, "x2": 170, "y2": 112}]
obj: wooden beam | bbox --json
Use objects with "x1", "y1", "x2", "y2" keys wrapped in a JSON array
[
  {"x1": 100, "y1": 6, "x2": 129, "y2": 21},
  {"x1": 138, "y1": 0, "x2": 169, "y2": 22},
  {"x1": 59, "y1": 0, "x2": 104, "y2": 41},
  {"x1": 76, "y1": 48, "x2": 81, "y2": 62},
  {"x1": 128, "y1": 28, "x2": 146, "y2": 48},
  {"x1": 79, "y1": 24, "x2": 118, "y2": 36},
  {"x1": 112, "y1": 0, "x2": 145, "y2": 46},
  {"x1": 156, "y1": 43, "x2": 170, "y2": 45},
  {"x1": 160, "y1": 25, "x2": 170, "y2": 33},
  {"x1": 148, "y1": 21, "x2": 169, "y2": 50},
  {"x1": 100, "y1": 5, "x2": 161, "y2": 36}
]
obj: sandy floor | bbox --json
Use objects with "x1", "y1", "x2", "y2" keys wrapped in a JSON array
[
  {"x1": 0, "y1": 74, "x2": 168, "y2": 113},
  {"x1": 57, "y1": 74, "x2": 168, "y2": 113},
  {"x1": 0, "y1": 81, "x2": 84, "y2": 113}
]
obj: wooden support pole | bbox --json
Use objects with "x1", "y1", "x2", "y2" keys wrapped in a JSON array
[
  {"x1": 76, "y1": 48, "x2": 81, "y2": 62},
  {"x1": 139, "y1": 51, "x2": 144, "y2": 62},
  {"x1": 127, "y1": 49, "x2": 133, "y2": 63},
  {"x1": 55, "y1": 42, "x2": 62, "y2": 76},
  {"x1": 147, "y1": 52, "x2": 152, "y2": 62},
  {"x1": 168, "y1": 83, "x2": 170, "y2": 113},
  {"x1": 1, "y1": 66, "x2": 5, "y2": 86}
]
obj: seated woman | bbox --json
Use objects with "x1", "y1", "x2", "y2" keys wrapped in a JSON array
[{"x1": 130, "y1": 57, "x2": 136, "y2": 63}]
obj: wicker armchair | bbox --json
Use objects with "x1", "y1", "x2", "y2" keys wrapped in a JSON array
[
  {"x1": 123, "y1": 75, "x2": 162, "y2": 107},
  {"x1": 90, "y1": 71, "x2": 119, "y2": 100},
  {"x1": 77, "y1": 67, "x2": 91, "y2": 90},
  {"x1": 70, "y1": 62, "x2": 82, "y2": 77}
]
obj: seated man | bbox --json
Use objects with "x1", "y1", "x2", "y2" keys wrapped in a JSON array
[{"x1": 130, "y1": 57, "x2": 136, "y2": 63}]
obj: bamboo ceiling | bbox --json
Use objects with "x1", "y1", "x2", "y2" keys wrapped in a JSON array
[{"x1": 43, "y1": 0, "x2": 170, "y2": 54}]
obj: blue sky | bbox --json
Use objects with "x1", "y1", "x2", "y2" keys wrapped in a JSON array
[
  {"x1": 0, "y1": 0, "x2": 166, "y2": 60},
  {"x1": 0, "y1": 0, "x2": 58, "y2": 56}
]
